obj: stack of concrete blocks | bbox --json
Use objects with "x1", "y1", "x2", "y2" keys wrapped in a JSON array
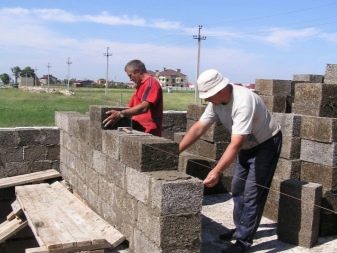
[
  {"x1": 292, "y1": 64, "x2": 337, "y2": 236},
  {"x1": 162, "y1": 111, "x2": 187, "y2": 140},
  {"x1": 0, "y1": 127, "x2": 60, "y2": 252},
  {"x1": 255, "y1": 79, "x2": 292, "y2": 113},
  {"x1": 174, "y1": 104, "x2": 233, "y2": 194},
  {"x1": 277, "y1": 179, "x2": 322, "y2": 248},
  {"x1": 55, "y1": 105, "x2": 204, "y2": 253},
  {"x1": 263, "y1": 113, "x2": 302, "y2": 221}
]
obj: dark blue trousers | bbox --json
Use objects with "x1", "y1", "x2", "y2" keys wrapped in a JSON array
[{"x1": 231, "y1": 131, "x2": 282, "y2": 247}]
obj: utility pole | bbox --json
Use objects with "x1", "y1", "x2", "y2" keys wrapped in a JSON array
[
  {"x1": 47, "y1": 62, "x2": 51, "y2": 92},
  {"x1": 104, "y1": 47, "x2": 112, "y2": 96},
  {"x1": 66, "y1": 57, "x2": 72, "y2": 90},
  {"x1": 34, "y1": 67, "x2": 38, "y2": 87},
  {"x1": 193, "y1": 25, "x2": 206, "y2": 103}
]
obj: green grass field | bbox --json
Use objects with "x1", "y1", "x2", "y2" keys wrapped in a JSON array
[{"x1": 0, "y1": 87, "x2": 196, "y2": 127}]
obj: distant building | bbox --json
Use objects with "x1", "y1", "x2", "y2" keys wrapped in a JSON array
[
  {"x1": 155, "y1": 68, "x2": 188, "y2": 87},
  {"x1": 39, "y1": 75, "x2": 58, "y2": 85},
  {"x1": 18, "y1": 76, "x2": 35, "y2": 87},
  {"x1": 73, "y1": 80, "x2": 94, "y2": 87}
]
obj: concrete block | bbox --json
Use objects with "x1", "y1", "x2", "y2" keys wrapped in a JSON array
[
  {"x1": 178, "y1": 151, "x2": 232, "y2": 194},
  {"x1": 22, "y1": 145, "x2": 48, "y2": 161},
  {"x1": 274, "y1": 158, "x2": 301, "y2": 181},
  {"x1": 272, "y1": 113, "x2": 301, "y2": 137},
  {"x1": 105, "y1": 156, "x2": 126, "y2": 189},
  {"x1": 89, "y1": 125, "x2": 102, "y2": 151},
  {"x1": 300, "y1": 139, "x2": 337, "y2": 167},
  {"x1": 0, "y1": 147, "x2": 23, "y2": 163},
  {"x1": 301, "y1": 161, "x2": 337, "y2": 193},
  {"x1": 278, "y1": 179, "x2": 322, "y2": 248},
  {"x1": 92, "y1": 149, "x2": 107, "y2": 176},
  {"x1": 255, "y1": 79, "x2": 292, "y2": 96},
  {"x1": 187, "y1": 119, "x2": 231, "y2": 142},
  {"x1": 39, "y1": 127, "x2": 60, "y2": 145},
  {"x1": 300, "y1": 115, "x2": 337, "y2": 143},
  {"x1": 324, "y1": 64, "x2": 337, "y2": 84},
  {"x1": 293, "y1": 83, "x2": 337, "y2": 117},
  {"x1": 113, "y1": 186, "x2": 137, "y2": 228},
  {"x1": 55, "y1": 111, "x2": 80, "y2": 132},
  {"x1": 0, "y1": 129, "x2": 20, "y2": 147},
  {"x1": 46, "y1": 144, "x2": 60, "y2": 160},
  {"x1": 77, "y1": 117, "x2": 90, "y2": 144},
  {"x1": 320, "y1": 190, "x2": 337, "y2": 236},
  {"x1": 78, "y1": 143, "x2": 93, "y2": 167},
  {"x1": 194, "y1": 139, "x2": 229, "y2": 160},
  {"x1": 293, "y1": 74, "x2": 324, "y2": 83},
  {"x1": 259, "y1": 95, "x2": 287, "y2": 113},
  {"x1": 133, "y1": 228, "x2": 162, "y2": 253},
  {"x1": 263, "y1": 180, "x2": 281, "y2": 221},
  {"x1": 89, "y1": 105, "x2": 131, "y2": 129},
  {"x1": 102, "y1": 130, "x2": 130, "y2": 160},
  {"x1": 186, "y1": 104, "x2": 206, "y2": 120},
  {"x1": 120, "y1": 135, "x2": 178, "y2": 172},
  {"x1": 173, "y1": 132, "x2": 185, "y2": 143},
  {"x1": 162, "y1": 111, "x2": 186, "y2": 140},
  {"x1": 280, "y1": 136, "x2": 301, "y2": 159},
  {"x1": 126, "y1": 166, "x2": 151, "y2": 203},
  {"x1": 85, "y1": 166, "x2": 99, "y2": 194},
  {"x1": 68, "y1": 113, "x2": 89, "y2": 138},
  {"x1": 149, "y1": 170, "x2": 203, "y2": 215}
]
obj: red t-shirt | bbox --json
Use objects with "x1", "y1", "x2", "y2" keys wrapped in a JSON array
[{"x1": 128, "y1": 75, "x2": 163, "y2": 136}]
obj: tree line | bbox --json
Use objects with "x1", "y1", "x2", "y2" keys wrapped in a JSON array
[{"x1": 0, "y1": 66, "x2": 37, "y2": 85}]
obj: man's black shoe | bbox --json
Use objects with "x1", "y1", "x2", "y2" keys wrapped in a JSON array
[
  {"x1": 222, "y1": 240, "x2": 247, "y2": 253},
  {"x1": 219, "y1": 228, "x2": 236, "y2": 241}
]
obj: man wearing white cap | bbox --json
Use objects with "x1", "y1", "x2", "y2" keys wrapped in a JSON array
[{"x1": 179, "y1": 69, "x2": 282, "y2": 253}]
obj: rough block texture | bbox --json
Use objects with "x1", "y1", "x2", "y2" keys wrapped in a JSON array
[
  {"x1": 324, "y1": 64, "x2": 337, "y2": 84},
  {"x1": 301, "y1": 161, "x2": 337, "y2": 193},
  {"x1": 277, "y1": 179, "x2": 322, "y2": 248},
  {"x1": 280, "y1": 136, "x2": 301, "y2": 159},
  {"x1": 259, "y1": 95, "x2": 287, "y2": 113},
  {"x1": 162, "y1": 111, "x2": 186, "y2": 140},
  {"x1": 186, "y1": 104, "x2": 206, "y2": 121},
  {"x1": 274, "y1": 158, "x2": 301, "y2": 181},
  {"x1": 187, "y1": 119, "x2": 231, "y2": 142},
  {"x1": 293, "y1": 83, "x2": 337, "y2": 117},
  {"x1": 0, "y1": 127, "x2": 60, "y2": 178},
  {"x1": 272, "y1": 113, "x2": 302, "y2": 137},
  {"x1": 300, "y1": 115, "x2": 337, "y2": 143},
  {"x1": 255, "y1": 79, "x2": 292, "y2": 96},
  {"x1": 293, "y1": 74, "x2": 324, "y2": 83},
  {"x1": 300, "y1": 139, "x2": 337, "y2": 167}
]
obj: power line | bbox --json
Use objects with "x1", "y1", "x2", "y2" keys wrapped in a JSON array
[
  {"x1": 104, "y1": 47, "x2": 112, "y2": 96},
  {"x1": 193, "y1": 25, "x2": 206, "y2": 104},
  {"x1": 47, "y1": 62, "x2": 51, "y2": 93}
]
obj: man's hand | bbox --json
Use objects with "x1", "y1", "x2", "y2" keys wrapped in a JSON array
[
  {"x1": 103, "y1": 110, "x2": 122, "y2": 127},
  {"x1": 203, "y1": 169, "x2": 221, "y2": 188}
]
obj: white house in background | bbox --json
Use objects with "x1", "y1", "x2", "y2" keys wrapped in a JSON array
[
  {"x1": 39, "y1": 75, "x2": 58, "y2": 85},
  {"x1": 155, "y1": 68, "x2": 188, "y2": 87}
]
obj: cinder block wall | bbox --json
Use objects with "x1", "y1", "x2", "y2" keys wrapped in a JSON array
[{"x1": 55, "y1": 107, "x2": 203, "y2": 253}]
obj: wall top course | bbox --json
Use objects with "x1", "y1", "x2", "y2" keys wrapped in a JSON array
[{"x1": 146, "y1": 170, "x2": 193, "y2": 181}]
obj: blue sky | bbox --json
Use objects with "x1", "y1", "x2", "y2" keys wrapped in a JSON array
[{"x1": 1, "y1": 0, "x2": 337, "y2": 83}]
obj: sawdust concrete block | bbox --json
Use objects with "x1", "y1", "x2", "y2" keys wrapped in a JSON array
[
  {"x1": 278, "y1": 179, "x2": 322, "y2": 248},
  {"x1": 0, "y1": 128, "x2": 20, "y2": 147},
  {"x1": 46, "y1": 144, "x2": 60, "y2": 160},
  {"x1": 186, "y1": 104, "x2": 206, "y2": 120},
  {"x1": 136, "y1": 203, "x2": 201, "y2": 250},
  {"x1": 55, "y1": 111, "x2": 80, "y2": 132},
  {"x1": 259, "y1": 95, "x2": 287, "y2": 113},
  {"x1": 301, "y1": 139, "x2": 337, "y2": 167},
  {"x1": 263, "y1": 180, "x2": 281, "y2": 221},
  {"x1": 187, "y1": 119, "x2": 231, "y2": 142},
  {"x1": 255, "y1": 79, "x2": 292, "y2": 96},
  {"x1": 120, "y1": 134, "x2": 178, "y2": 172},
  {"x1": 22, "y1": 145, "x2": 48, "y2": 161},
  {"x1": 280, "y1": 136, "x2": 301, "y2": 159},
  {"x1": 77, "y1": 117, "x2": 90, "y2": 144},
  {"x1": 300, "y1": 115, "x2": 337, "y2": 143},
  {"x1": 78, "y1": 142, "x2": 93, "y2": 167},
  {"x1": 272, "y1": 113, "x2": 302, "y2": 137},
  {"x1": 274, "y1": 158, "x2": 301, "y2": 181},
  {"x1": 0, "y1": 146, "x2": 23, "y2": 163},
  {"x1": 301, "y1": 161, "x2": 337, "y2": 193},
  {"x1": 178, "y1": 151, "x2": 232, "y2": 194},
  {"x1": 92, "y1": 149, "x2": 107, "y2": 176},
  {"x1": 173, "y1": 132, "x2": 185, "y2": 143},
  {"x1": 89, "y1": 125, "x2": 102, "y2": 151},
  {"x1": 67, "y1": 113, "x2": 89, "y2": 139},
  {"x1": 149, "y1": 170, "x2": 203, "y2": 215},
  {"x1": 126, "y1": 166, "x2": 151, "y2": 203},
  {"x1": 105, "y1": 156, "x2": 126, "y2": 189},
  {"x1": 16, "y1": 127, "x2": 60, "y2": 146},
  {"x1": 293, "y1": 74, "x2": 324, "y2": 83},
  {"x1": 293, "y1": 83, "x2": 337, "y2": 117},
  {"x1": 324, "y1": 64, "x2": 337, "y2": 84},
  {"x1": 102, "y1": 130, "x2": 131, "y2": 160},
  {"x1": 162, "y1": 110, "x2": 186, "y2": 140},
  {"x1": 89, "y1": 105, "x2": 131, "y2": 130},
  {"x1": 187, "y1": 138, "x2": 229, "y2": 160}
]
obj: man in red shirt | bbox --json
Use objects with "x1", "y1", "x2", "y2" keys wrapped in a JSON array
[{"x1": 103, "y1": 59, "x2": 163, "y2": 136}]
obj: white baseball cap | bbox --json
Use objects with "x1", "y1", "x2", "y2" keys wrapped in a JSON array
[{"x1": 197, "y1": 69, "x2": 230, "y2": 99}]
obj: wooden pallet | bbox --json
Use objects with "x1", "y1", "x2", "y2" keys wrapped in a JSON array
[
  {"x1": 16, "y1": 181, "x2": 125, "y2": 253},
  {"x1": 0, "y1": 169, "x2": 61, "y2": 189}
]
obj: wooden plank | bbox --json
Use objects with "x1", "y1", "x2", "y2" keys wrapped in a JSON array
[
  {"x1": 0, "y1": 217, "x2": 27, "y2": 243},
  {"x1": 0, "y1": 169, "x2": 61, "y2": 189},
  {"x1": 26, "y1": 247, "x2": 105, "y2": 253},
  {"x1": 6, "y1": 200, "x2": 22, "y2": 221},
  {"x1": 16, "y1": 182, "x2": 125, "y2": 252}
]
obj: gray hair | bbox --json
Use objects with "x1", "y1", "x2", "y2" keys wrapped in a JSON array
[{"x1": 124, "y1": 59, "x2": 147, "y2": 74}]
